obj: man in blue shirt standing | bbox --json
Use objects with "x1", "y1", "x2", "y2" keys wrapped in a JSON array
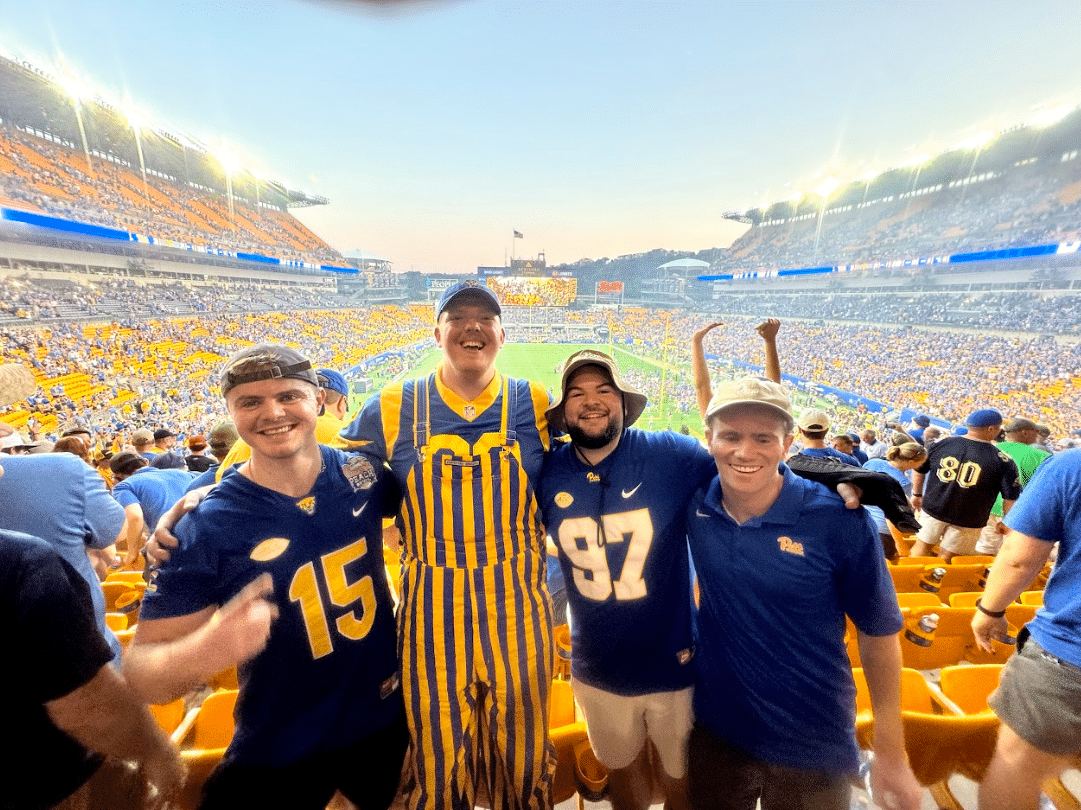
[
  {"x1": 686, "y1": 377, "x2": 921, "y2": 810},
  {"x1": 972, "y1": 449, "x2": 1081, "y2": 810}
]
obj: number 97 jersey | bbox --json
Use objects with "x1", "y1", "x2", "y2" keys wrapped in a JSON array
[{"x1": 538, "y1": 429, "x2": 717, "y2": 696}]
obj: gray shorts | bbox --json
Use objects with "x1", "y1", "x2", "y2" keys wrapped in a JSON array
[{"x1": 989, "y1": 630, "x2": 1081, "y2": 756}]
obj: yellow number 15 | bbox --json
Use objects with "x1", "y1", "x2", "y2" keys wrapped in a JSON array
[{"x1": 289, "y1": 537, "x2": 377, "y2": 659}]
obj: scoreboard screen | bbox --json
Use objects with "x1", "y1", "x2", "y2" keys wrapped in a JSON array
[{"x1": 487, "y1": 275, "x2": 577, "y2": 306}]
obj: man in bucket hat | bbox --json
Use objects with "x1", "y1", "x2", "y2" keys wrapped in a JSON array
[{"x1": 538, "y1": 349, "x2": 716, "y2": 810}]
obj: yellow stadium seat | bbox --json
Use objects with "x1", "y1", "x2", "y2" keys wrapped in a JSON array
[
  {"x1": 1020, "y1": 591, "x2": 1045, "y2": 606},
  {"x1": 209, "y1": 666, "x2": 239, "y2": 692},
  {"x1": 178, "y1": 749, "x2": 226, "y2": 810},
  {"x1": 149, "y1": 698, "x2": 188, "y2": 735},
  {"x1": 950, "y1": 555, "x2": 995, "y2": 567},
  {"x1": 897, "y1": 592, "x2": 944, "y2": 610},
  {"x1": 939, "y1": 664, "x2": 1002, "y2": 716},
  {"x1": 105, "y1": 612, "x2": 127, "y2": 632},
  {"x1": 553, "y1": 624, "x2": 572, "y2": 681},
  {"x1": 100, "y1": 580, "x2": 145, "y2": 612},
  {"x1": 188, "y1": 689, "x2": 238, "y2": 751},
  {"x1": 889, "y1": 566, "x2": 930, "y2": 594},
  {"x1": 893, "y1": 555, "x2": 941, "y2": 566},
  {"x1": 854, "y1": 665, "x2": 1000, "y2": 806},
  {"x1": 948, "y1": 591, "x2": 982, "y2": 608},
  {"x1": 900, "y1": 607, "x2": 1018, "y2": 670},
  {"x1": 915, "y1": 564, "x2": 986, "y2": 604}
]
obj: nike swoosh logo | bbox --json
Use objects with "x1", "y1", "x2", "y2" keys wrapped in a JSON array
[
  {"x1": 352, "y1": 503, "x2": 368, "y2": 517},
  {"x1": 696, "y1": 509, "x2": 710, "y2": 518},
  {"x1": 621, "y1": 483, "x2": 642, "y2": 499}
]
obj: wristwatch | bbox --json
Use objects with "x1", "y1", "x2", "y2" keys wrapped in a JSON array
[{"x1": 975, "y1": 597, "x2": 1007, "y2": 618}]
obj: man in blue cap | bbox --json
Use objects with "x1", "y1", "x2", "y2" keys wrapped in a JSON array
[{"x1": 909, "y1": 408, "x2": 1022, "y2": 561}]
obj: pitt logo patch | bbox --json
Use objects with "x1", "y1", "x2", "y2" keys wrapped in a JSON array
[
  {"x1": 586, "y1": 472, "x2": 602, "y2": 483},
  {"x1": 343, "y1": 456, "x2": 376, "y2": 491},
  {"x1": 296, "y1": 496, "x2": 316, "y2": 515},
  {"x1": 777, "y1": 536, "x2": 804, "y2": 556},
  {"x1": 554, "y1": 492, "x2": 574, "y2": 509},
  {"x1": 250, "y1": 537, "x2": 290, "y2": 562}
]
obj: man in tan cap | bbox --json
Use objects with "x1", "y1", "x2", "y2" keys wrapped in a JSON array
[{"x1": 685, "y1": 377, "x2": 921, "y2": 810}]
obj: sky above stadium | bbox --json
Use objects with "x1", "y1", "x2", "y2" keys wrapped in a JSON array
[{"x1": 3, "y1": 0, "x2": 1081, "y2": 273}]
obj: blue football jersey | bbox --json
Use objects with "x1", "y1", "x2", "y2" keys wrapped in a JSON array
[
  {"x1": 141, "y1": 445, "x2": 403, "y2": 766},
  {"x1": 539, "y1": 429, "x2": 715, "y2": 695}
]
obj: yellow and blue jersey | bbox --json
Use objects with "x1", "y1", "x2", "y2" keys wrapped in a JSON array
[
  {"x1": 539, "y1": 429, "x2": 714, "y2": 695},
  {"x1": 141, "y1": 445, "x2": 403, "y2": 767}
]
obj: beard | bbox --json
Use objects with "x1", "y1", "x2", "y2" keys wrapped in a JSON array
[{"x1": 567, "y1": 415, "x2": 621, "y2": 450}]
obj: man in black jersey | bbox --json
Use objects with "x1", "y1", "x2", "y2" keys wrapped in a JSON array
[{"x1": 909, "y1": 408, "x2": 1022, "y2": 561}]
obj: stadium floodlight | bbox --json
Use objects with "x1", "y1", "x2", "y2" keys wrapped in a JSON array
[
  {"x1": 56, "y1": 72, "x2": 90, "y2": 103},
  {"x1": 213, "y1": 141, "x2": 243, "y2": 177},
  {"x1": 814, "y1": 176, "x2": 839, "y2": 199},
  {"x1": 122, "y1": 102, "x2": 150, "y2": 133},
  {"x1": 1029, "y1": 103, "x2": 1072, "y2": 129},
  {"x1": 952, "y1": 130, "x2": 993, "y2": 151}
]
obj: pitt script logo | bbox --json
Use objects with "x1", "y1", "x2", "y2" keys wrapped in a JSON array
[{"x1": 777, "y1": 536, "x2": 804, "y2": 556}]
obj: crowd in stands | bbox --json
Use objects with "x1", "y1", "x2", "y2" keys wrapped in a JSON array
[
  {"x1": 695, "y1": 289, "x2": 1081, "y2": 334},
  {"x1": 716, "y1": 154, "x2": 1081, "y2": 273},
  {"x1": 487, "y1": 276, "x2": 577, "y2": 306},
  {"x1": 0, "y1": 123, "x2": 343, "y2": 267},
  {"x1": 4, "y1": 298, "x2": 1078, "y2": 452}
]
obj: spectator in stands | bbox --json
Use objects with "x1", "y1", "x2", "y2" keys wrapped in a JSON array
[
  {"x1": 125, "y1": 344, "x2": 407, "y2": 810},
  {"x1": 795, "y1": 410, "x2": 860, "y2": 466},
  {"x1": 131, "y1": 428, "x2": 155, "y2": 460},
  {"x1": 908, "y1": 415, "x2": 931, "y2": 445},
  {"x1": 922, "y1": 426, "x2": 942, "y2": 446},
  {"x1": 184, "y1": 434, "x2": 213, "y2": 473},
  {"x1": 975, "y1": 417, "x2": 1050, "y2": 556},
  {"x1": 971, "y1": 449, "x2": 1081, "y2": 810},
  {"x1": 0, "y1": 363, "x2": 128, "y2": 662},
  {"x1": 841, "y1": 433, "x2": 869, "y2": 465},
  {"x1": 861, "y1": 428, "x2": 888, "y2": 460},
  {"x1": 909, "y1": 409, "x2": 1022, "y2": 561},
  {"x1": 2, "y1": 527, "x2": 184, "y2": 810},
  {"x1": 687, "y1": 377, "x2": 921, "y2": 810},
  {"x1": 316, "y1": 367, "x2": 351, "y2": 424},
  {"x1": 185, "y1": 420, "x2": 240, "y2": 491},
  {"x1": 1035, "y1": 423, "x2": 1055, "y2": 454},
  {"x1": 862, "y1": 442, "x2": 928, "y2": 560},
  {"x1": 53, "y1": 434, "x2": 92, "y2": 465},
  {"x1": 152, "y1": 428, "x2": 177, "y2": 456},
  {"x1": 110, "y1": 450, "x2": 192, "y2": 566}
]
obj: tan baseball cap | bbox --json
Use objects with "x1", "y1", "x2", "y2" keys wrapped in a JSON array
[
  {"x1": 797, "y1": 409, "x2": 831, "y2": 432},
  {"x1": 705, "y1": 377, "x2": 792, "y2": 424}
]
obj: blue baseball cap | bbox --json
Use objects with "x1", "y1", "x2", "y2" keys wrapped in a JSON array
[
  {"x1": 965, "y1": 408, "x2": 1003, "y2": 428},
  {"x1": 435, "y1": 279, "x2": 501, "y2": 319},
  {"x1": 914, "y1": 414, "x2": 931, "y2": 427},
  {"x1": 316, "y1": 368, "x2": 349, "y2": 398}
]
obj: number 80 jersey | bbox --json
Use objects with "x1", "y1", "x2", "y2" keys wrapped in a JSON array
[{"x1": 538, "y1": 429, "x2": 716, "y2": 696}]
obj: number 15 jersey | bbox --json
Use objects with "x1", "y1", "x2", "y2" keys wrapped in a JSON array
[
  {"x1": 538, "y1": 429, "x2": 716, "y2": 695},
  {"x1": 141, "y1": 445, "x2": 403, "y2": 766}
]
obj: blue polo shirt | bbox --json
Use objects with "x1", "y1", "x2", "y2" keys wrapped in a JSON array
[{"x1": 687, "y1": 465, "x2": 902, "y2": 773}]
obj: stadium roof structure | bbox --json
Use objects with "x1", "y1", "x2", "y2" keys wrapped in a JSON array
[
  {"x1": 724, "y1": 106, "x2": 1081, "y2": 226},
  {"x1": 0, "y1": 54, "x2": 327, "y2": 210},
  {"x1": 657, "y1": 258, "x2": 710, "y2": 270}
]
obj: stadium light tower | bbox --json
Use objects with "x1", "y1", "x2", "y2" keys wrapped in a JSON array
[
  {"x1": 812, "y1": 176, "x2": 839, "y2": 259},
  {"x1": 56, "y1": 71, "x2": 94, "y2": 173},
  {"x1": 123, "y1": 102, "x2": 153, "y2": 206},
  {"x1": 214, "y1": 141, "x2": 243, "y2": 229}
]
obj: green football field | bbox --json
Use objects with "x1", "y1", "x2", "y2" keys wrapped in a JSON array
[{"x1": 350, "y1": 342, "x2": 705, "y2": 436}]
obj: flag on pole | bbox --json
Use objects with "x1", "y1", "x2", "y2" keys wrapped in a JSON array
[{"x1": 513, "y1": 230, "x2": 524, "y2": 239}]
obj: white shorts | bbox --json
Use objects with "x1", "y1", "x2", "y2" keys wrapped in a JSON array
[
  {"x1": 916, "y1": 513, "x2": 982, "y2": 555},
  {"x1": 570, "y1": 677, "x2": 694, "y2": 778},
  {"x1": 976, "y1": 514, "x2": 1005, "y2": 555}
]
